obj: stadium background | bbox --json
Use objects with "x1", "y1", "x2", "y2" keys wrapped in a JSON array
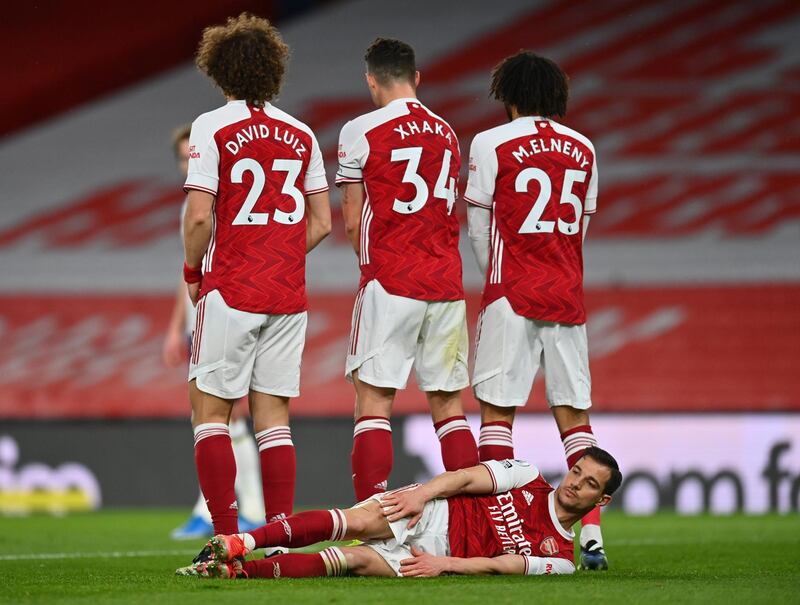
[{"x1": 1, "y1": 0, "x2": 798, "y2": 517}]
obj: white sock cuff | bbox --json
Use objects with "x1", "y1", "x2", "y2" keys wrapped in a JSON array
[
  {"x1": 435, "y1": 417, "x2": 470, "y2": 440},
  {"x1": 478, "y1": 424, "x2": 513, "y2": 447},
  {"x1": 255, "y1": 426, "x2": 293, "y2": 451},
  {"x1": 328, "y1": 508, "x2": 348, "y2": 541},
  {"x1": 193, "y1": 422, "x2": 229, "y2": 446},
  {"x1": 562, "y1": 431, "x2": 598, "y2": 458},
  {"x1": 353, "y1": 417, "x2": 391, "y2": 437},
  {"x1": 319, "y1": 546, "x2": 348, "y2": 576}
]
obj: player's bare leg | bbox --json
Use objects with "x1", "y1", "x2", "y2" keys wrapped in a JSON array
[
  {"x1": 477, "y1": 401, "x2": 516, "y2": 461},
  {"x1": 551, "y1": 405, "x2": 606, "y2": 570},
  {"x1": 190, "y1": 380, "x2": 238, "y2": 535},
  {"x1": 249, "y1": 391, "x2": 295, "y2": 523},
  {"x1": 426, "y1": 390, "x2": 478, "y2": 470},
  {"x1": 351, "y1": 370, "x2": 396, "y2": 500}
]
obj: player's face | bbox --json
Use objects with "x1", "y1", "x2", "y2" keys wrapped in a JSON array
[
  {"x1": 555, "y1": 457, "x2": 612, "y2": 514},
  {"x1": 177, "y1": 138, "x2": 190, "y2": 178}
]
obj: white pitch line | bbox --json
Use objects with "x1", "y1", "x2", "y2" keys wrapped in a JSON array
[{"x1": 0, "y1": 549, "x2": 198, "y2": 561}]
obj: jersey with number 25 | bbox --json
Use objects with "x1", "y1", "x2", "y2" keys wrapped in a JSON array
[
  {"x1": 184, "y1": 100, "x2": 328, "y2": 314},
  {"x1": 465, "y1": 117, "x2": 598, "y2": 325},
  {"x1": 336, "y1": 98, "x2": 463, "y2": 302}
]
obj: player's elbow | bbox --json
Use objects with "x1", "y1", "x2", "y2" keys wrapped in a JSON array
[{"x1": 186, "y1": 207, "x2": 213, "y2": 230}]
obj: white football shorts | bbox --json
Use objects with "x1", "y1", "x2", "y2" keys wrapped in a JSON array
[
  {"x1": 472, "y1": 297, "x2": 591, "y2": 409},
  {"x1": 357, "y1": 485, "x2": 450, "y2": 577},
  {"x1": 189, "y1": 289, "x2": 307, "y2": 400},
  {"x1": 346, "y1": 279, "x2": 469, "y2": 392}
]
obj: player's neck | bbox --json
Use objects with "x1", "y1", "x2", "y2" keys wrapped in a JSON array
[
  {"x1": 377, "y1": 86, "x2": 418, "y2": 108},
  {"x1": 554, "y1": 496, "x2": 584, "y2": 531}
]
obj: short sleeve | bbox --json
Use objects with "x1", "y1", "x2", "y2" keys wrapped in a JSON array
[
  {"x1": 335, "y1": 120, "x2": 368, "y2": 185},
  {"x1": 523, "y1": 556, "x2": 575, "y2": 575},
  {"x1": 304, "y1": 131, "x2": 329, "y2": 195},
  {"x1": 481, "y1": 459, "x2": 540, "y2": 493},
  {"x1": 584, "y1": 152, "x2": 598, "y2": 215},
  {"x1": 464, "y1": 133, "x2": 497, "y2": 209},
  {"x1": 184, "y1": 118, "x2": 220, "y2": 195}
]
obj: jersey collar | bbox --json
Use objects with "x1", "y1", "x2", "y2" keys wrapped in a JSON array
[
  {"x1": 386, "y1": 97, "x2": 420, "y2": 108},
  {"x1": 548, "y1": 490, "x2": 576, "y2": 540}
]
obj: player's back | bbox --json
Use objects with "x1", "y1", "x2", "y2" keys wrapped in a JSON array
[
  {"x1": 186, "y1": 101, "x2": 327, "y2": 314},
  {"x1": 337, "y1": 98, "x2": 463, "y2": 302},
  {"x1": 447, "y1": 471, "x2": 574, "y2": 563},
  {"x1": 466, "y1": 118, "x2": 598, "y2": 324}
]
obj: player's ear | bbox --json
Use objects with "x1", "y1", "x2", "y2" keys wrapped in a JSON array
[
  {"x1": 597, "y1": 494, "x2": 612, "y2": 508},
  {"x1": 414, "y1": 71, "x2": 420, "y2": 88}
]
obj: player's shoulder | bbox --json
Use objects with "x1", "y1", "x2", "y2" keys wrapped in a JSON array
[
  {"x1": 470, "y1": 120, "x2": 536, "y2": 155},
  {"x1": 547, "y1": 120, "x2": 596, "y2": 153},
  {"x1": 264, "y1": 103, "x2": 317, "y2": 139},
  {"x1": 341, "y1": 102, "x2": 412, "y2": 139},
  {"x1": 192, "y1": 101, "x2": 251, "y2": 135}
]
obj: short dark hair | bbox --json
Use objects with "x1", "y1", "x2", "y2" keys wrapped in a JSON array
[
  {"x1": 490, "y1": 51, "x2": 569, "y2": 118},
  {"x1": 196, "y1": 12, "x2": 289, "y2": 107},
  {"x1": 365, "y1": 38, "x2": 416, "y2": 86},
  {"x1": 171, "y1": 124, "x2": 191, "y2": 158},
  {"x1": 582, "y1": 446, "x2": 623, "y2": 496}
]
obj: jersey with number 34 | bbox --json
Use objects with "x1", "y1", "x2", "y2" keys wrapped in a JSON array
[
  {"x1": 184, "y1": 100, "x2": 328, "y2": 314},
  {"x1": 465, "y1": 117, "x2": 598, "y2": 325},
  {"x1": 336, "y1": 98, "x2": 463, "y2": 302}
]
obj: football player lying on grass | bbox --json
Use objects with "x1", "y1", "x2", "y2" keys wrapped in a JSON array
[{"x1": 177, "y1": 447, "x2": 621, "y2": 578}]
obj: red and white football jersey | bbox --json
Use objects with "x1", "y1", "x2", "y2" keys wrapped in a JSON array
[
  {"x1": 465, "y1": 117, "x2": 598, "y2": 325},
  {"x1": 184, "y1": 100, "x2": 328, "y2": 314},
  {"x1": 447, "y1": 459, "x2": 574, "y2": 565},
  {"x1": 336, "y1": 98, "x2": 463, "y2": 302}
]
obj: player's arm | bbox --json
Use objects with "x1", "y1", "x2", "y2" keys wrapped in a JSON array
[
  {"x1": 464, "y1": 134, "x2": 496, "y2": 274},
  {"x1": 467, "y1": 204, "x2": 491, "y2": 274},
  {"x1": 382, "y1": 460, "x2": 538, "y2": 527},
  {"x1": 306, "y1": 190, "x2": 332, "y2": 252},
  {"x1": 183, "y1": 189, "x2": 214, "y2": 303},
  {"x1": 340, "y1": 182, "x2": 365, "y2": 255},
  {"x1": 399, "y1": 549, "x2": 574, "y2": 577}
]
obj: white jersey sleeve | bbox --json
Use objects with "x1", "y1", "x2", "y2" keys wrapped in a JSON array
[
  {"x1": 584, "y1": 152, "x2": 598, "y2": 215},
  {"x1": 481, "y1": 459, "x2": 540, "y2": 493},
  {"x1": 335, "y1": 120, "x2": 369, "y2": 184},
  {"x1": 464, "y1": 132, "x2": 497, "y2": 208},
  {"x1": 184, "y1": 117, "x2": 220, "y2": 195},
  {"x1": 522, "y1": 556, "x2": 575, "y2": 575},
  {"x1": 305, "y1": 132, "x2": 329, "y2": 194}
]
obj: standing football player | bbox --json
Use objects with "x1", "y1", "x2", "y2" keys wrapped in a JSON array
[
  {"x1": 183, "y1": 13, "x2": 331, "y2": 536},
  {"x1": 336, "y1": 38, "x2": 478, "y2": 501},
  {"x1": 465, "y1": 52, "x2": 607, "y2": 569},
  {"x1": 163, "y1": 124, "x2": 264, "y2": 539}
]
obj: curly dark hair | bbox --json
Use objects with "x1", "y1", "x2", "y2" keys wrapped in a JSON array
[
  {"x1": 490, "y1": 51, "x2": 569, "y2": 118},
  {"x1": 582, "y1": 446, "x2": 623, "y2": 496},
  {"x1": 364, "y1": 37, "x2": 416, "y2": 86},
  {"x1": 195, "y1": 12, "x2": 289, "y2": 107}
]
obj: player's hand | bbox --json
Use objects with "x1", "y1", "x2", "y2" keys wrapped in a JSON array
[
  {"x1": 162, "y1": 329, "x2": 186, "y2": 367},
  {"x1": 186, "y1": 282, "x2": 201, "y2": 306},
  {"x1": 399, "y1": 547, "x2": 448, "y2": 577},
  {"x1": 380, "y1": 487, "x2": 427, "y2": 528}
]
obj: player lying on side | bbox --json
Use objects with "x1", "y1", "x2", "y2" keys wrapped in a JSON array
[{"x1": 176, "y1": 446, "x2": 621, "y2": 579}]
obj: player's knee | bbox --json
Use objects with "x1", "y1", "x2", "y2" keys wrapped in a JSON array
[
  {"x1": 345, "y1": 511, "x2": 368, "y2": 536},
  {"x1": 343, "y1": 547, "x2": 370, "y2": 574}
]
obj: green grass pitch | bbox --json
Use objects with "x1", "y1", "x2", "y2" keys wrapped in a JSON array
[{"x1": 1, "y1": 510, "x2": 798, "y2": 604}]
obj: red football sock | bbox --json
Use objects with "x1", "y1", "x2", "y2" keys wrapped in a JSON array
[
  {"x1": 352, "y1": 416, "x2": 392, "y2": 501},
  {"x1": 478, "y1": 421, "x2": 514, "y2": 461},
  {"x1": 560, "y1": 424, "x2": 601, "y2": 527},
  {"x1": 241, "y1": 547, "x2": 348, "y2": 578},
  {"x1": 248, "y1": 509, "x2": 348, "y2": 549},
  {"x1": 255, "y1": 426, "x2": 296, "y2": 522},
  {"x1": 434, "y1": 415, "x2": 479, "y2": 470},
  {"x1": 193, "y1": 423, "x2": 238, "y2": 535}
]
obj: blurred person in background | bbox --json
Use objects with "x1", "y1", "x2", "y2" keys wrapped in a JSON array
[
  {"x1": 336, "y1": 38, "x2": 478, "y2": 502},
  {"x1": 163, "y1": 124, "x2": 263, "y2": 539},
  {"x1": 465, "y1": 52, "x2": 607, "y2": 570},
  {"x1": 183, "y1": 13, "x2": 331, "y2": 537}
]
